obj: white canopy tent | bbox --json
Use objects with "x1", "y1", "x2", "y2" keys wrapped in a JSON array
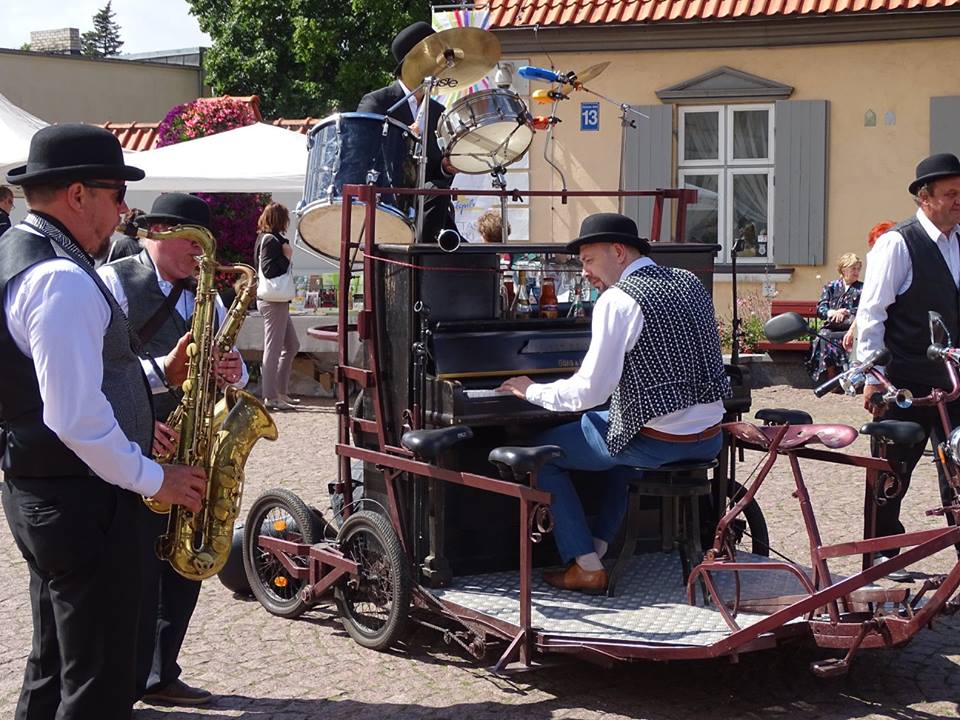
[
  {"x1": 0, "y1": 92, "x2": 49, "y2": 181},
  {"x1": 127, "y1": 122, "x2": 308, "y2": 193}
]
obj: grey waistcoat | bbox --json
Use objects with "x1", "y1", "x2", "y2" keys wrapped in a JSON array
[{"x1": 108, "y1": 249, "x2": 189, "y2": 418}]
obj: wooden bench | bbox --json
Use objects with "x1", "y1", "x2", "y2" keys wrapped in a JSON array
[{"x1": 756, "y1": 299, "x2": 818, "y2": 355}]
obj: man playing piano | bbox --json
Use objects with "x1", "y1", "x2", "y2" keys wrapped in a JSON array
[{"x1": 498, "y1": 213, "x2": 730, "y2": 593}]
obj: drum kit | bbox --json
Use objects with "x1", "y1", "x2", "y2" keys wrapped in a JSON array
[{"x1": 297, "y1": 26, "x2": 553, "y2": 262}]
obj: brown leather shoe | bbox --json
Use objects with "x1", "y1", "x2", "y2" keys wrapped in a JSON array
[
  {"x1": 543, "y1": 563, "x2": 608, "y2": 594},
  {"x1": 141, "y1": 678, "x2": 212, "y2": 707}
]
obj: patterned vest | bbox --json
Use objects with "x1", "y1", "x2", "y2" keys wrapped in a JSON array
[
  {"x1": 0, "y1": 216, "x2": 154, "y2": 477},
  {"x1": 606, "y1": 265, "x2": 731, "y2": 455},
  {"x1": 108, "y1": 249, "x2": 190, "y2": 418},
  {"x1": 883, "y1": 216, "x2": 960, "y2": 392}
]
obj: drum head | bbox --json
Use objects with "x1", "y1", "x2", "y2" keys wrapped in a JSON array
[
  {"x1": 446, "y1": 118, "x2": 534, "y2": 174},
  {"x1": 297, "y1": 200, "x2": 414, "y2": 261}
]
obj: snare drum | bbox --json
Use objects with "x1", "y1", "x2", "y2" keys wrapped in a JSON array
[
  {"x1": 298, "y1": 112, "x2": 417, "y2": 260},
  {"x1": 437, "y1": 89, "x2": 534, "y2": 174}
]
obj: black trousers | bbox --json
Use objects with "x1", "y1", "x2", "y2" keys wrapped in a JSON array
[
  {"x1": 135, "y1": 501, "x2": 202, "y2": 696},
  {"x1": 418, "y1": 190, "x2": 458, "y2": 245},
  {"x1": 1, "y1": 476, "x2": 141, "y2": 720},
  {"x1": 876, "y1": 389, "x2": 960, "y2": 553}
]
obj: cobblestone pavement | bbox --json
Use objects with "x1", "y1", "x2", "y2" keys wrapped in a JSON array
[{"x1": 2, "y1": 386, "x2": 959, "y2": 719}]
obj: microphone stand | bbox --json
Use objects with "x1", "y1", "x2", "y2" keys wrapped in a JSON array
[{"x1": 730, "y1": 233, "x2": 743, "y2": 365}]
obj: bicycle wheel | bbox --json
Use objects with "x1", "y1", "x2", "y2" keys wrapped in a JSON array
[
  {"x1": 243, "y1": 488, "x2": 327, "y2": 619},
  {"x1": 701, "y1": 481, "x2": 770, "y2": 557},
  {"x1": 334, "y1": 510, "x2": 411, "y2": 650}
]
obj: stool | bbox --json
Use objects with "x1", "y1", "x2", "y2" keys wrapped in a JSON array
[{"x1": 606, "y1": 459, "x2": 718, "y2": 597}]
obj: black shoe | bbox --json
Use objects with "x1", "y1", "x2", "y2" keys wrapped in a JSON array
[
  {"x1": 141, "y1": 679, "x2": 212, "y2": 706},
  {"x1": 871, "y1": 552, "x2": 914, "y2": 583}
]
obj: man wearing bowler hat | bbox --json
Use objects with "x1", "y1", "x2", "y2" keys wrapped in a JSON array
[
  {"x1": 357, "y1": 20, "x2": 459, "y2": 245},
  {"x1": 98, "y1": 192, "x2": 247, "y2": 706},
  {"x1": 0, "y1": 124, "x2": 207, "y2": 719},
  {"x1": 499, "y1": 213, "x2": 730, "y2": 593},
  {"x1": 857, "y1": 152, "x2": 960, "y2": 578}
]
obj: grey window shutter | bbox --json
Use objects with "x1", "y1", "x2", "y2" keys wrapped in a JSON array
[
  {"x1": 773, "y1": 99, "x2": 828, "y2": 266},
  {"x1": 931, "y1": 96, "x2": 960, "y2": 157},
  {"x1": 621, "y1": 104, "x2": 672, "y2": 241}
]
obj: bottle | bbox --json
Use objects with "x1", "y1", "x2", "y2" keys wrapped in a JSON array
[
  {"x1": 540, "y1": 277, "x2": 559, "y2": 318},
  {"x1": 528, "y1": 275, "x2": 540, "y2": 318},
  {"x1": 501, "y1": 277, "x2": 516, "y2": 319},
  {"x1": 514, "y1": 271, "x2": 532, "y2": 320},
  {"x1": 568, "y1": 280, "x2": 586, "y2": 318}
]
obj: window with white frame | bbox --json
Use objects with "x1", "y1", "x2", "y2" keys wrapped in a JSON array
[{"x1": 678, "y1": 104, "x2": 774, "y2": 263}]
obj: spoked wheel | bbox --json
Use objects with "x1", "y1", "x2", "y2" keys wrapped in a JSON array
[
  {"x1": 700, "y1": 481, "x2": 770, "y2": 558},
  {"x1": 727, "y1": 481, "x2": 769, "y2": 557},
  {"x1": 334, "y1": 510, "x2": 411, "y2": 650},
  {"x1": 243, "y1": 488, "x2": 328, "y2": 619}
]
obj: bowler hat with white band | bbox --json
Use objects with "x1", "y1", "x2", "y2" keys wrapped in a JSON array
[
  {"x1": 6, "y1": 124, "x2": 144, "y2": 186},
  {"x1": 566, "y1": 213, "x2": 652, "y2": 254},
  {"x1": 909, "y1": 153, "x2": 960, "y2": 196}
]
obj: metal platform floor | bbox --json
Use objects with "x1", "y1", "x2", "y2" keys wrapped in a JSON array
[{"x1": 432, "y1": 553, "x2": 810, "y2": 646}]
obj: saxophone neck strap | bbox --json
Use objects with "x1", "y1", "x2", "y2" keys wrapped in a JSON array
[{"x1": 139, "y1": 278, "x2": 187, "y2": 345}]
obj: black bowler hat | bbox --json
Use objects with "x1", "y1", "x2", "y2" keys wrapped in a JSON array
[
  {"x1": 392, "y1": 21, "x2": 435, "y2": 74},
  {"x1": 909, "y1": 153, "x2": 960, "y2": 195},
  {"x1": 6, "y1": 123, "x2": 144, "y2": 186},
  {"x1": 566, "y1": 213, "x2": 651, "y2": 254},
  {"x1": 142, "y1": 193, "x2": 212, "y2": 230}
]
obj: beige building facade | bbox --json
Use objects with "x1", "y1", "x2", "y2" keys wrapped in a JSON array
[
  {"x1": 0, "y1": 49, "x2": 206, "y2": 126},
  {"x1": 487, "y1": 9, "x2": 960, "y2": 308}
]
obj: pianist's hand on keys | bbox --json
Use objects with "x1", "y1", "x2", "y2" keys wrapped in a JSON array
[{"x1": 497, "y1": 375, "x2": 534, "y2": 400}]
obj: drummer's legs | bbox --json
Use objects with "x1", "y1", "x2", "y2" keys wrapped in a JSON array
[{"x1": 418, "y1": 193, "x2": 457, "y2": 244}]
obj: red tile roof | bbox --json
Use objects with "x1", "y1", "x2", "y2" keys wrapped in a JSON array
[
  {"x1": 99, "y1": 95, "x2": 318, "y2": 151},
  {"x1": 479, "y1": 0, "x2": 960, "y2": 27}
]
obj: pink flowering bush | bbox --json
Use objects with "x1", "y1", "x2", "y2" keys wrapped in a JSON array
[
  {"x1": 717, "y1": 289, "x2": 772, "y2": 354},
  {"x1": 155, "y1": 97, "x2": 268, "y2": 274}
]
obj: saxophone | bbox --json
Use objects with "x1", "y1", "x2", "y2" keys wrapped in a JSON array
[{"x1": 131, "y1": 224, "x2": 279, "y2": 581}]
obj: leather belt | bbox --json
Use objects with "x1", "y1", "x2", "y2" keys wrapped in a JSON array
[{"x1": 638, "y1": 424, "x2": 721, "y2": 443}]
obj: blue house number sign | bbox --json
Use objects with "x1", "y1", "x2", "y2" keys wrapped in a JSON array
[{"x1": 580, "y1": 102, "x2": 600, "y2": 131}]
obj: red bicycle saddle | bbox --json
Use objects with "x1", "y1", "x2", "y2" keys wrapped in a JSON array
[{"x1": 723, "y1": 422, "x2": 859, "y2": 450}]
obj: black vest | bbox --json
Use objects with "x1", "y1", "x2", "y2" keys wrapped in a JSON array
[
  {"x1": 606, "y1": 265, "x2": 731, "y2": 455},
  {"x1": 883, "y1": 216, "x2": 960, "y2": 392},
  {"x1": 0, "y1": 224, "x2": 154, "y2": 477},
  {"x1": 107, "y1": 250, "x2": 190, "y2": 418}
]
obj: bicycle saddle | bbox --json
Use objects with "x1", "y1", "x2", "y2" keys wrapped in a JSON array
[{"x1": 724, "y1": 422, "x2": 859, "y2": 450}]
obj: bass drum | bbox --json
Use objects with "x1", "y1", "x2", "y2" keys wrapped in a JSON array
[
  {"x1": 437, "y1": 89, "x2": 534, "y2": 174},
  {"x1": 298, "y1": 112, "x2": 417, "y2": 261}
]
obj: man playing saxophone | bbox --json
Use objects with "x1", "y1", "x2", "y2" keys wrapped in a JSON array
[
  {"x1": 98, "y1": 193, "x2": 247, "y2": 707},
  {"x1": 2, "y1": 126, "x2": 207, "y2": 720}
]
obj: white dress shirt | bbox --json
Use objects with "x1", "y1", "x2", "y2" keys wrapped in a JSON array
[
  {"x1": 857, "y1": 209, "x2": 960, "y2": 382},
  {"x1": 397, "y1": 79, "x2": 423, "y2": 127},
  {"x1": 97, "y1": 261, "x2": 249, "y2": 392},
  {"x1": 525, "y1": 257, "x2": 724, "y2": 434},
  {"x1": 4, "y1": 257, "x2": 163, "y2": 496}
]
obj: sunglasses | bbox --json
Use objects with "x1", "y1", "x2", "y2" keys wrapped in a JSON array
[{"x1": 82, "y1": 181, "x2": 127, "y2": 205}]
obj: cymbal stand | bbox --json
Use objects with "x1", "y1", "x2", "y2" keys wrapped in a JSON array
[
  {"x1": 386, "y1": 75, "x2": 438, "y2": 243},
  {"x1": 414, "y1": 76, "x2": 435, "y2": 244},
  {"x1": 491, "y1": 165, "x2": 509, "y2": 241}
]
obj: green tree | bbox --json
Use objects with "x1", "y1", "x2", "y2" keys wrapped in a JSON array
[
  {"x1": 82, "y1": 1, "x2": 124, "y2": 58},
  {"x1": 187, "y1": 0, "x2": 435, "y2": 118}
]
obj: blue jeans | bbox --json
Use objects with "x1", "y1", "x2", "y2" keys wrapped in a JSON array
[{"x1": 535, "y1": 411, "x2": 722, "y2": 563}]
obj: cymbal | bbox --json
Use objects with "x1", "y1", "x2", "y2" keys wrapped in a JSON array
[
  {"x1": 400, "y1": 26, "x2": 501, "y2": 93},
  {"x1": 563, "y1": 61, "x2": 611, "y2": 90}
]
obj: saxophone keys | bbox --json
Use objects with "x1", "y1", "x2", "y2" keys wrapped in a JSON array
[{"x1": 212, "y1": 498, "x2": 233, "y2": 522}]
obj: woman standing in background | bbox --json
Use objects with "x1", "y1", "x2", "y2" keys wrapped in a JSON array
[{"x1": 255, "y1": 202, "x2": 300, "y2": 410}]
